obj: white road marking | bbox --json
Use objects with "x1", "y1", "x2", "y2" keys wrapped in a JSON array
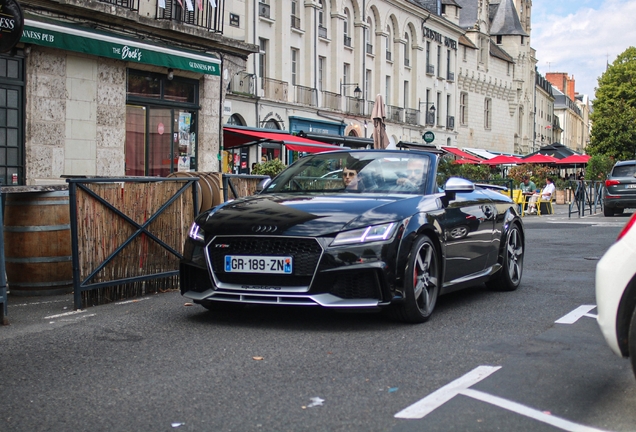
[
  {"x1": 44, "y1": 310, "x2": 86, "y2": 319},
  {"x1": 116, "y1": 297, "x2": 151, "y2": 305},
  {"x1": 555, "y1": 305, "x2": 597, "y2": 324},
  {"x1": 394, "y1": 365, "x2": 501, "y2": 419},
  {"x1": 12, "y1": 299, "x2": 70, "y2": 307},
  {"x1": 461, "y1": 389, "x2": 609, "y2": 432},
  {"x1": 396, "y1": 366, "x2": 609, "y2": 432}
]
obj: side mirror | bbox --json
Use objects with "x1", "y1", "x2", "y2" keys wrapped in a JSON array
[
  {"x1": 256, "y1": 177, "x2": 272, "y2": 193},
  {"x1": 444, "y1": 177, "x2": 475, "y2": 193},
  {"x1": 442, "y1": 177, "x2": 475, "y2": 206}
]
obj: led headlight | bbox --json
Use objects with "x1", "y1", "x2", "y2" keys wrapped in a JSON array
[
  {"x1": 188, "y1": 223, "x2": 205, "y2": 242},
  {"x1": 332, "y1": 222, "x2": 397, "y2": 246}
]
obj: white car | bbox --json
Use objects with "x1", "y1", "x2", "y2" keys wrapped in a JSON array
[{"x1": 595, "y1": 211, "x2": 636, "y2": 378}]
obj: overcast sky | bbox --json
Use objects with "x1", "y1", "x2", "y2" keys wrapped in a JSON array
[{"x1": 531, "y1": 0, "x2": 636, "y2": 99}]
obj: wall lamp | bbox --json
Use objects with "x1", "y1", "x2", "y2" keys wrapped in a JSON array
[
  {"x1": 340, "y1": 81, "x2": 362, "y2": 98},
  {"x1": 167, "y1": 68, "x2": 174, "y2": 81}
]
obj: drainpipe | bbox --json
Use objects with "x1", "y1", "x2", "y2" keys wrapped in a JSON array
[{"x1": 362, "y1": 0, "x2": 366, "y2": 137}]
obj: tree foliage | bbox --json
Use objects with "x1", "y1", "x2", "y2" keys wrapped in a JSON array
[
  {"x1": 585, "y1": 154, "x2": 615, "y2": 182},
  {"x1": 250, "y1": 158, "x2": 286, "y2": 178},
  {"x1": 589, "y1": 46, "x2": 636, "y2": 160}
]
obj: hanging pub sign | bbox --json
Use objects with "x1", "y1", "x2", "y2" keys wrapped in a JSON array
[{"x1": 0, "y1": 0, "x2": 23, "y2": 53}]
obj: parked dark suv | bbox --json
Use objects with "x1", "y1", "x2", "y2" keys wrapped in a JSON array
[{"x1": 604, "y1": 160, "x2": 636, "y2": 216}]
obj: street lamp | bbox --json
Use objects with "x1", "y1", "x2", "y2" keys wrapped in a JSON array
[
  {"x1": 418, "y1": 101, "x2": 436, "y2": 113},
  {"x1": 419, "y1": 101, "x2": 436, "y2": 126},
  {"x1": 340, "y1": 81, "x2": 362, "y2": 98}
]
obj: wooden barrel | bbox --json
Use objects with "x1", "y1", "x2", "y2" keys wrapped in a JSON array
[{"x1": 3, "y1": 191, "x2": 73, "y2": 296}]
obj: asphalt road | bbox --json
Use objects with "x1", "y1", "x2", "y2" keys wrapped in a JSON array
[{"x1": 1, "y1": 207, "x2": 635, "y2": 432}]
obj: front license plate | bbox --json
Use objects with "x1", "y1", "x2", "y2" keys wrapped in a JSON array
[{"x1": 225, "y1": 255, "x2": 293, "y2": 274}]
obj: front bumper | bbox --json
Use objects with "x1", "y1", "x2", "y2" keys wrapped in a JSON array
[{"x1": 180, "y1": 234, "x2": 404, "y2": 309}]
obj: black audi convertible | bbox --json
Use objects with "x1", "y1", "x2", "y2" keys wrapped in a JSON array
[{"x1": 180, "y1": 150, "x2": 524, "y2": 323}]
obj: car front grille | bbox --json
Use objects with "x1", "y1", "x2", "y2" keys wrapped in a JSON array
[{"x1": 207, "y1": 236, "x2": 323, "y2": 287}]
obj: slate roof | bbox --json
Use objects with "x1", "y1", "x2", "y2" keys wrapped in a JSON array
[
  {"x1": 459, "y1": 34, "x2": 478, "y2": 49},
  {"x1": 455, "y1": 0, "x2": 478, "y2": 29},
  {"x1": 490, "y1": 0, "x2": 528, "y2": 36},
  {"x1": 490, "y1": 42, "x2": 514, "y2": 62}
]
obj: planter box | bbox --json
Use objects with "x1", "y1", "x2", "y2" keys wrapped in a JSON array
[{"x1": 555, "y1": 189, "x2": 566, "y2": 204}]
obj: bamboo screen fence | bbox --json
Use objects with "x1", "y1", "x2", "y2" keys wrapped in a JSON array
[{"x1": 71, "y1": 179, "x2": 196, "y2": 308}]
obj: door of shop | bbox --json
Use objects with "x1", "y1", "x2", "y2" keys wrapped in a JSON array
[{"x1": 0, "y1": 54, "x2": 24, "y2": 185}]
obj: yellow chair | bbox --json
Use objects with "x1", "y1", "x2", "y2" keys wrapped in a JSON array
[
  {"x1": 535, "y1": 194, "x2": 554, "y2": 216},
  {"x1": 512, "y1": 190, "x2": 529, "y2": 216}
]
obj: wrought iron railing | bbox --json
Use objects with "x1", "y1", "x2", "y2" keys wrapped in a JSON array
[
  {"x1": 344, "y1": 35, "x2": 352, "y2": 47},
  {"x1": 404, "y1": 58, "x2": 410, "y2": 67},
  {"x1": 447, "y1": 72, "x2": 455, "y2": 81},
  {"x1": 259, "y1": 2, "x2": 270, "y2": 18},
  {"x1": 321, "y1": 91, "x2": 340, "y2": 110},
  {"x1": 405, "y1": 108, "x2": 418, "y2": 125},
  {"x1": 318, "y1": 25, "x2": 327, "y2": 38},
  {"x1": 447, "y1": 116, "x2": 455, "y2": 129},
  {"x1": 291, "y1": 15, "x2": 301, "y2": 29},
  {"x1": 229, "y1": 71, "x2": 255, "y2": 96},
  {"x1": 295, "y1": 85, "x2": 317, "y2": 106},
  {"x1": 425, "y1": 112, "x2": 435, "y2": 126},
  {"x1": 386, "y1": 51, "x2": 392, "y2": 61},
  {"x1": 97, "y1": 0, "x2": 139, "y2": 10},
  {"x1": 156, "y1": 0, "x2": 224, "y2": 33},
  {"x1": 345, "y1": 97, "x2": 364, "y2": 115},
  {"x1": 366, "y1": 43, "x2": 373, "y2": 54},
  {"x1": 426, "y1": 64, "x2": 434, "y2": 75},
  {"x1": 262, "y1": 77, "x2": 288, "y2": 102},
  {"x1": 387, "y1": 105, "x2": 403, "y2": 123}
]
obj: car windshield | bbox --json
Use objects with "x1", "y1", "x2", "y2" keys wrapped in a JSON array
[{"x1": 262, "y1": 151, "x2": 432, "y2": 194}]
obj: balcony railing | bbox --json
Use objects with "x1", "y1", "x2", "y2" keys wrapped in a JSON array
[
  {"x1": 229, "y1": 71, "x2": 255, "y2": 96},
  {"x1": 321, "y1": 91, "x2": 341, "y2": 111},
  {"x1": 447, "y1": 116, "x2": 455, "y2": 129},
  {"x1": 366, "y1": 43, "x2": 373, "y2": 54},
  {"x1": 404, "y1": 108, "x2": 418, "y2": 125},
  {"x1": 318, "y1": 25, "x2": 327, "y2": 38},
  {"x1": 404, "y1": 58, "x2": 410, "y2": 67},
  {"x1": 425, "y1": 112, "x2": 436, "y2": 126},
  {"x1": 295, "y1": 85, "x2": 317, "y2": 106},
  {"x1": 447, "y1": 72, "x2": 455, "y2": 82},
  {"x1": 366, "y1": 100, "x2": 375, "y2": 116},
  {"x1": 291, "y1": 15, "x2": 301, "y2": 29},
  {"x1": 156, "y1": 0, "x2": 224, "y2": 33},
  {"x1": 345, "y1": 97, "x2": 364, "y2": 116},
  {"x1": 386, "y1": 51, "x2": 392, "y2": 61},
  {"x1": 262, "y1": 77, "x2": 288, "y2": 102},
  {"x1": 386, "y1": 105, "x2": 403, "y2": 123},
  {"x1": 259, "y1": 2, "x2": 270, "y2": 18},
  {"x1": 97, "y1": 0, "x2": 138, "y2": 10},
  {"x1": 426, "y1": 64, "x2": 434, "y2": 75},
  {"x1": 344, "y1": 35, "x2": 352, "y2": 47}
]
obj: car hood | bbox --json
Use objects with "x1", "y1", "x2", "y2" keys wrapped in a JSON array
[{"x1": 197, "y1": 193, "x2": 431, "y2": 237}]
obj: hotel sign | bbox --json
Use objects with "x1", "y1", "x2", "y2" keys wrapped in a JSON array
[
  {"x1": 0, "y1": 0, "x2": 24, "y2": 53},
  {"x1": 422, "y1": 26, "x2": 457, "y2": 50}
]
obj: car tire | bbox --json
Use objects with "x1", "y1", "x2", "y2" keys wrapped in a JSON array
[
  {"x1": 486, "y1": 223, "x2": 524, "y2": 292},
  {"x1": 604, "y1": 206, "x2": 615, "y2": 217},
  {"x1": 629, "y1": 307, "x2": 636, "y2": 379},
  {"x1": 390, "y1": 235, "x2": 440, "y2": 324}
]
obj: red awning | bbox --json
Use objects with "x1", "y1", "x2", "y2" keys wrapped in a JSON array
[
  {"x1": 441, "y1": 146, "x2": 482, "y2": 163},
  {"x1": 223, "y1": 127, "x2": 343, "y2": 153}
]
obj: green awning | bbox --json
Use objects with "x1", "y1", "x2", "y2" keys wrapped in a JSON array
[{"x1": 21, "y1": 19, "x2": 221, "y2": 76}]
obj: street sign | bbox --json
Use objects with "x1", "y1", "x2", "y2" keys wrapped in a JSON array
[{"x1": 423, "y1": 131, "x2": 435, "y2": 143}]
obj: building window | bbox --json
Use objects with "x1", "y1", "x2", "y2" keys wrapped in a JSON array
[
  {"x1": 386, "y1": 26, "x2": 392, "y2": 61},
  {"x1": 126, "y1": 69, "x2": 199, "y2": 176},
  {"x1": 343, "y1": 63, "x2": 350, "y2": 95},
  {"x1": 318, "y1": 56, "x2": 325, "y2": 91},
  {"x1": 460, "y1": 92, "x2": 468, "y2": 125},
  {"x1": 437, "y1": 45, "x2": 442, "y2": 78},
  {"x1": 344, "y1": 8, "x2": 351, "y2": 46},
  {"x1": 291, "y1": 48, "x2": 298, "y2": 85},
  {"x1": 365, "y1": 69, "x2": 371, "y2": 101},
  {"x1": 426, "y1": 41, "x2": 431, "y2": 67},
  {"x1": 404, "y1": 80, "x2": 409, "y2": 108},
  {"x1": 496, "y1": 35, "x2": 502, "y2": 44},
  {"x1": 479, "y1": 37, "x2": 487, "y2": 64},
  {"x1": 404, "y1": 32, "x2": 410, "y2": 66},
  {"x1": 366, "y1": 18, "x2": 373, "y2": 54},
  {"x1": 462, "y1": 45, "x2": 467, "y2": 61},
  {"x1": 484, "y1": 97, "x2": 492, "y2": 129},
  {"x1": 385, "y1": 75, "x2": 391, "y2": 104},
  {"x1": 291, "y1": 1, "x2": 300, "y2": 29},
  {"x1": 259, "y1": 38, "x2": 268, "y2": 88}
]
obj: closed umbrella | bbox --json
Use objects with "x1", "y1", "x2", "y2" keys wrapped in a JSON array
[{"x1": 371, "y1": 94, "x2": 390, "y2": 149}]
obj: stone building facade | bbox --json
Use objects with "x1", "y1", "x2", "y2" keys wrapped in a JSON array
[{"x1": 11, "y1": 0, "x2": 256, "y2": 185}]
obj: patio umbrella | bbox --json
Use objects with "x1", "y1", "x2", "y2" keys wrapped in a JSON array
[
  {"x1": 480, "y1": 154, "x2": 523, "y2": 166},
  {"x1": 371, "y1": 94, "x2": 389, "y2": 149},
  {"x1": 453, "y1": 158, "x2": 479, "y2": 165},
  {"x1": 555, "y1": 154, "x2": 590, "y2": 165},
  {"x1": 521, "y1": 153, "x2": 560, "y2": 164}
]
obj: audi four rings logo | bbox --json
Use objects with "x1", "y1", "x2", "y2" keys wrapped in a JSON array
[{"x1": 251, "y1": 225, "x2": 278, "y2": 233}]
